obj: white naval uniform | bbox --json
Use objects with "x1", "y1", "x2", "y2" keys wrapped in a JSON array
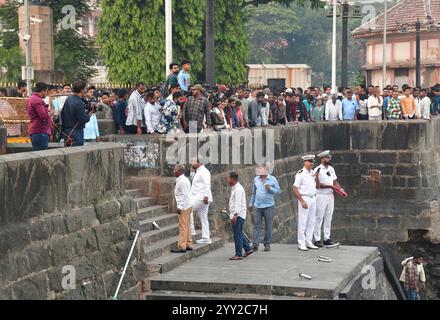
[
  {"x1": 313, "y1": 164, "x2": 337, "y2": 242},
  {"x1": 293, "y1": 167, "x2": 317, "y2": 247}
]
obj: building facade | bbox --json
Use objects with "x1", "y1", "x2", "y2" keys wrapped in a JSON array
[{"x1": 353, "y1": 0, "x2": 440, "y2": 88}]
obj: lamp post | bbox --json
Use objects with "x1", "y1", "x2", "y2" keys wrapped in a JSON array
[
  {"x1": 382, "y1": 0, "x2": 388, "y2": 90},
  {"x1": 205, "y1": 0, "x2": 215, "y2": 87},
  {"x1": 341, "y1": 1, "x2": 349, "y2": 88},
  {"x1": 24, "y1": 0, "x2": 32, "y2": 97},
  {"x1": 165, "y1": 0, "x2": 172, "y2": 77},
  {"x1": 415, "y1": 18, "x2": 421, "y2": 88},
  {"x1": 331, "y1": 0, "x2": 337, "y2": 94}
]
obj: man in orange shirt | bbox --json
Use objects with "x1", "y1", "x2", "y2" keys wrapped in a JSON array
[{"x1": 400, "y1": 87, "x2": 417, "y2": 119}]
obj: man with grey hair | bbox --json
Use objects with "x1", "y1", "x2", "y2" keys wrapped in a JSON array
[
  {"x1": 325, "y1": 94, "x2": 342, "y2": 121},
  {"x1": 172, "y1": 164, "x2": 193, "y2": 253},
  {"x1": 249, "y1": 164, "x2": 281, "y2": 252}
]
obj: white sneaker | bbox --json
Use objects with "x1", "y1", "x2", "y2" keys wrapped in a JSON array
[
  {"x1": 306, "y1": 242, "x2": 319, "y2": 250},
  {"x1": 298, "y1": 245, "x2": 308, "y2": 251},
  {"x1": 196, "y1": 238, "x2": 212, "y2": 244}
]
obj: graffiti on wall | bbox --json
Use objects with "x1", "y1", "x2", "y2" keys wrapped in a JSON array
[{"x1": 123, "y1": 141, "x2": 160, "y2": 169}]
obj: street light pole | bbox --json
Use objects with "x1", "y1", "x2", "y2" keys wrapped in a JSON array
[
  {"x1": 382, "y1": 0, "x2": 387, "y2": 89},
  {"x1": 24, "y1": 0, "x2": 32, "y2": 96},
  {"x1": 415, "y1": 18, "x2": 421, "y2": 88},
  {"x1": 165, "y1": 0, "x2": 173, "y2": 78},
  {"x1": 341, "y1": 1, "x2": 349, "y2": 88},
  {"x1": 205, "y1": 0, "x2": 215, "y2": 87},
  {"x1": 331, "y1": 0, "x2": 337, "y2": 94}
]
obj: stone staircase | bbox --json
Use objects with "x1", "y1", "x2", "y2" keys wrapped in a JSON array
[{"x1": 124, "y1": 189, "x2": 224, "y2": 295}]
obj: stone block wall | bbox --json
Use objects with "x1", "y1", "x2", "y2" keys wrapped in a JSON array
[{"x1": 0, "y1": 144, "x2": 150, "y2": 300}]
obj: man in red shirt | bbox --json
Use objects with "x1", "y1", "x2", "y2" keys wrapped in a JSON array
[{"x1": 26, "y1": 82, "x2": 52, "y2": 151}]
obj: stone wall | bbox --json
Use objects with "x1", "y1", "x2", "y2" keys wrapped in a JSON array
[
  {"x1": 0, "y1": 120, "x2": 6, "y2": 155},
  {"x1": 107, "y1": 119, "x2": 440, "y2": 299},
  {"x1": 0, "y1": 144, "x2": 149, "y2": 300}
]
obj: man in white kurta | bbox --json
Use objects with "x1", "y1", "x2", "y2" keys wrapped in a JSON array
[
  {"x1": 313, "y1": 150, "x2": 343, "y2": 247},
  {"x1": 190, "y1": 162, "x2": 213, "y2": 244},
  {"x1": 172, "y1": 164, "x2": 193, "y2": 253},
  {"x1": 293, "y1": 155, "x2": 319, "y2": 251}
]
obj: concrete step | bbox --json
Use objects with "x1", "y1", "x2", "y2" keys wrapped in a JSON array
[
  {"x1": 147, "y1": 290, "x2": 318, "y2": 300},
  {"x1": 134, "y1": 197, "x2": 157, "y2": 210},
  {"x1": 147, "y1": 237, "x2": 224, "y2": 274},
  {"x1": 141, "y1": 224, "x2": 180, "y2": 246},
  {"x1": 142, "y1": 231, "x2": 203, "y2": 262},
  {"x1": 124, "y1": 189, "x2": 143, "y2": 199},
  {"x1": 138, "y1": 214, "x2": 179, "y2": 233},
  {"x1": 137, "y1": 205, "x2": 169, "y2": 220}
]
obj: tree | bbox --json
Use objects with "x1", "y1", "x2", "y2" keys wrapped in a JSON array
[
  {"x1": 0, "y1": 46, "x2": 24, "y2": 82},
  {"x1": 214, "y1": 0, "x2": 249, "y2": 84},
  {"x1": 246, "y1": 3, "x2": 300, "y2": 63},
  {"x1": 241, "y1": 0, "x2": 321, "y2": 8},
  {"x1": 173, "y1": 0, "x2": 206, "y2": 80},
  {"x1": 0, "y1": 0, "x2": 97, "y2": 82},
  {"x1": 98, "y1": 0, "x2": 165, "y2": 84}
]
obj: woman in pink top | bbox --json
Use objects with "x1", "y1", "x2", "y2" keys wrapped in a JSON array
[{"x1": 26, "y1": 82, "x2": 52, "y2": 151}]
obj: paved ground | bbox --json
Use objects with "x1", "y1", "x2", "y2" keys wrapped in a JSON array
[{"x1": 150, "y1": 244, "x2": 379, "y2": 299}]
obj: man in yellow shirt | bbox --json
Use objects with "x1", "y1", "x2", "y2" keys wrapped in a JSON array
[{"x1": 400, "y1": 87, "x2": 417, "y2": 119}]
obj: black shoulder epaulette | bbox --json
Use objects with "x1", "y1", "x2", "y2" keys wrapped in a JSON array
[{"x1": 298, "y1": 169, "x2": 303, "y2": 174}]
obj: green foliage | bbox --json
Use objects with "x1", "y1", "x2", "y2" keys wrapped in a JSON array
[
  {"x1": 248, "y1": 2, "x2": 365, "y2": 86},
  {"x1": 0, "y1": 0, "x2": 97, "y2": 82},
  {"x1": 97, "y1": 0, "x2": 165, "y2": 84},
  {"x1": 214, "y1": 0, "x2": 249, "y2": 85},
  {"x1": 0, "y1": 0, "x2": 20, "y2": 49},
  {"x1": 173, "y1": 0, "x2": 205, "y2": 80},
  {"x1": 241, "y1": 0, "x2": 321, "y2": 8},
  {"x1": 246, "y1": 3, "x2": 300, "y2": 63},
  {"x1": 55, "y1": 29, "x2": 97, "y2": 83},
  {"x1": 0, "y1": 46, "x2": 24, "y2": 82}
]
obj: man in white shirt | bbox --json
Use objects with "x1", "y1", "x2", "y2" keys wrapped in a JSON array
[
  {"x1": 367, "y1": 87, "x2": 383, "y2": 121},
  {"x1": 417, "y1": 89, "x2": 431, "y2": 120},
  {"x1": 172, "y1": 164, "x2": 193, "y2": 253},
  {"x1": 144, "y1": 91, "x2": 162, "y2": 134},
  {"x1": 190, "y1": 161, "x2": 213, "y2": 244},
  {"x1": 292, "y1": 155, "x2": 319, "y2": 251},
  {"x1": 325, "y1": 94, "x2": 343, "y2": 121},
  {"x1": 126, "y1": 83, "x2": 146, "y2": 135},
  {"x1": 313, "y1": 150, "x2": 343, "y2": 248},
  {"x1": 228, "y1": 171, "x2": 253, "y2": 260}
]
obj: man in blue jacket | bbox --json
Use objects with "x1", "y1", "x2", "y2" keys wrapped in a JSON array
[
  {"x1": 61, "y1": 81, "x2": 90, "y2": 147},
  {"x1": 249, "y1": 164, "x2": 281, "y2": 252}
]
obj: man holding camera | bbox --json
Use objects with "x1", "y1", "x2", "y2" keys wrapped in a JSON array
[{"x1": 60, "y1": 81, "x2": 90, "y2": 147}]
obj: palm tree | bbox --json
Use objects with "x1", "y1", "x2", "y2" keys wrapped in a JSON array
[{"x1": 0, "y1": 46, "x2": 24, "y2": 83}]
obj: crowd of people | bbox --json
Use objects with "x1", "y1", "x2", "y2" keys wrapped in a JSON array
[{"x1": 4, "y1": 59, "x2": 440, "y2": 150}]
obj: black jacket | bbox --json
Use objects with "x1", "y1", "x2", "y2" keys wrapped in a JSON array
[{"x1": 61, "y1": 95, "x2": 90, "y2": 129}]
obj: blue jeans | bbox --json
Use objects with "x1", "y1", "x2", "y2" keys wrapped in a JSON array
[
  {"x1": 233, "y1": 217, "x2": 251, "y2": 257},
  {"x1": 407, "y1": 289, "x2": 421, "y2": 300},
  {"x1": 30, "y1": 133, "x2": 49, "y2": 151},
  {"x1": 253, "y1": 206, "x2": 274, "y2": 248},
  {"x1": 63, "y1": 128, "x2": 85, "y2": 147}
]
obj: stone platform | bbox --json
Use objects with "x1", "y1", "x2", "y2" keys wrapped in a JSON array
[{"x1": 149, "y1": 244, "x2": 395, "y2": 300}]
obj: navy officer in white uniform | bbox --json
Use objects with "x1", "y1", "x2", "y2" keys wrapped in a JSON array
[
  {"x1": 292, "y1": 155, "x2": 319, "y2": 251},
  {"x1": 313, "y1": 150, "x2": 343, "y2": 247}
]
